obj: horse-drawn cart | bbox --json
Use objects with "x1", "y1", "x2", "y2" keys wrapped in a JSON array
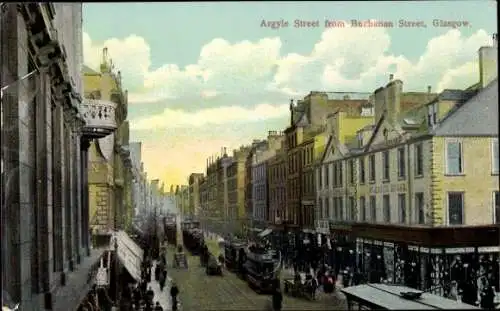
[{"x1": 283, "y1": 276, "x2": 317, "y2": 300}]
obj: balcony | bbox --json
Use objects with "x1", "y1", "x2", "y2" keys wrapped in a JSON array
[{"x1": 81, "y1": 99, "x2": 117, "y2": 138}]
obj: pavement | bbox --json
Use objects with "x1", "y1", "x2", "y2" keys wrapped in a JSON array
[{"x1": 146, "y1": 261, "x2": 182, "y2": 311}]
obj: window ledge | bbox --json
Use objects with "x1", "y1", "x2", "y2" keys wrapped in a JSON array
[
  {"x1": 398, "y1": 176, "x2": 406, "y2": 181},
  {"x1": 444, "y1": 173, "x2": 465, "y2": 177},
  {"x1": 414, "y1": 174, "x2": 424, "y2": 179},
  {"x1": 382, "y1": 179, "x2": 390, "y2": 183},
  {"x1": 492, "y1": 172, "x2": 499, "y2": 176},
  {"x1": 369, "y1": 180, "x2": 376, "y2": 184}
]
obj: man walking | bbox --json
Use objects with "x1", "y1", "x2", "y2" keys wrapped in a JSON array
[
  {"x1": 272, "y1": 286, "x2": 283, "y2": 311},
  {"x1": 170, "y1": 281, "x2": 180, "y2": 311}
]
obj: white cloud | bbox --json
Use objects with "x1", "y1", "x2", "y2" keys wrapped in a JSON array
[
  {"x1": 83, "y1": 27, "x2": 494, "y2": 107},
  {"x1": 130, "y1": 103, "x2": 288, "y2": 130}
]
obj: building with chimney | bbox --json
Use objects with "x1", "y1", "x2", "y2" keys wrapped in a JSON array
[
  {"x1": 284, "y1": 92, "x2": 373, "y2": 226},
  {"x1": 320, "y1": 35, "x2": 498, "y2": 228},
  {"x1": 226, "y1": 146, "x2": 252, "y2": 233}
]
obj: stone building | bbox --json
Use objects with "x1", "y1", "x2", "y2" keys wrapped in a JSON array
[
  {"x1": 267, "y1": 142, "x2": 287, "y2": 225},
  {"x1": 188, "y1": 173, "x2": 204, "y2": 217},
  {"x1": 227, "y1": 147, "x2": 250, "y2": 233},
  {"x1": 83, "y1": 47, "x2": 131, "y2": 239},
  {"x1": 284, "y1": 93, "x2": 373, "y2": 226},
  {"x1": 251, "y1": 131, "x2": 285, "y2": 228},
  {"x1": 318, "y1": 36, "x2": 498, "y2": 228},
  {"x1": 129, "y1": 141, "x2": 147, "y2": 217},
  {"x1": 1, "y1": 3, "x2": 117, "y2": 310}
]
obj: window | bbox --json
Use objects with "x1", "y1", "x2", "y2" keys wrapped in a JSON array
[
  {"x1": 319, "y1": 166, "x2": 323, "y2": 189},
  {"x1": 332, "y1": 163, "x2": 337, "y2": 187},
  {"x1": 359, "y1": 157, "x2": 366, "y2": 184},
  {"x1": 369, "y1": 155, "x2": 376, "y2": 182},
  {"x1": 382, "y1": 151, "x2": 390, "y2": 181},
  {"x1": 319, "y1": 197, "x2": 324, "y2": 219},
  {"x1": 446, "y1": 141, "x2": 463, "y2": 175},
  {"x1": 494, "y1": 191, "x2": 500, "y2": 224},
  {"x1": 398, "y1": 194, "x2": 406, "y2": 223},
  {"x1": 398, "y1": 147, "x2": 406, "y2": 178},
  {"x1": 370, "y1": 196, "x2": 376, "y2": 222},
  {"x1": 339, "y1": 198, "x2": 344, "y2": 221},
  {"x1": 415, "y1": 144, "x2": 424, "y2": 176},
  {"x1": 328, "y1": 197, "x2": 333, "y2": 219},
  {"x1": 492, "y1": 138, "x2": 499, "y2": 174},
  {"x1": 338, "y1": 162, "x2": 343, "y2": 186},
  {"x1": 415, "y1": 192, "x2": 425, "y2": 225},
  {"x1": 349, "y1": 196, "x2": 355, "y2": 221},
  {"x1": 325, "y1": 164, "x2": 329, "y2": 186},
  {"x1": 349, "y1": 160, "x2": 355, "y2": 184},
  {"x1": 447, "y1": 192, "x2": 464, "y2": 225},
  {"x1": 360, "y1": 197, "x2": 366, "y2": 221},
  {"x1": 427, "y1": 103, "x2": 437, "y2": 127},
  {"x1": 383, "y1": 195, "x2": 390, "y2": 223}
]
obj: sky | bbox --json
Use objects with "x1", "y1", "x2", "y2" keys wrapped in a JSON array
[{"x1": 82, "y1": 1, "x2": 497, "y2": 188}]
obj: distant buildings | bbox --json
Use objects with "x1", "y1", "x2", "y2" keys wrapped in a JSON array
[{"x1": 183, "y1": 35, "x2": 498, "y2": 241}]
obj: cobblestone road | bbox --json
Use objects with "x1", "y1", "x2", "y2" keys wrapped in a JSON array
[{"x1": 168, "y1": 245, "x2": 346, "y2": 311}]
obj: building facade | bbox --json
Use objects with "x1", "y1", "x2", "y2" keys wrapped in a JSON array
[
  {"x1": 227, "y1": 146, "x2": 250, "y2": 233},
  {"x1": 317, "y1": 38, "x2": 498, "y2": 228},
  {"x1": 285, "y1": 93, "x2": 372, "y2": 226},
  {"x1": 251, "y1": 131, "x2": 285, "y2": 227},
  {"x1": 267, "y1": 142, "x2": 287, "y2": 225},
  {"x1": 188, "y1": 173, "x2": 204, "y2": 218},
  {"x1": 1, "y1": 3, "x2": 119, "y2": 310},
  {"x1": 84, "y1": 47, "x2": 130, "y2": 237}
]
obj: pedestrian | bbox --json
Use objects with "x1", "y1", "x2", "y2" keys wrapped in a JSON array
[
  {"x1": 155, "y1": 263, "x2": 161, "y2": 281},
  {"x1": 272, "y1": 287, "x2": 283, "y2": 311},
  {"x1": 154, "y1": 301, "x2": 164, "y2": 311},
  {"x1": 170, "y1": 281, "x2": 180, "y2": 311},
  {"x1": 146, "y1": 286, "x2": 155, "y2": 303},
  {"x1": 159, "y1": 273, "x2": 166, "y2": 291}
]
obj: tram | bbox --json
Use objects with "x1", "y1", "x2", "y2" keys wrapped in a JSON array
[
  {"x1": 182, "y1": 220, "x2": 203, "y2": 254},
  {"x1": 163, "y1": 215, "x2": 177, "y2": 246},
  {"x1": 243, "y1": 245, "x2": 281, "y2": 294}
]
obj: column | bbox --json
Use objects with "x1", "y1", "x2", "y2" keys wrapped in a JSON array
[
  {"x1": 63, "y1": 112, "x2": 75, "y2": 271},
  {"x1": 52, "y1": 100, "x2": 66, "y2": 275},
  {"x1": 73, "y1": 127, "x2": 82, "y2": 264},
  {"x1": 35, "y1": 66, "x2": 54, "y2": 293},
  {"x1": 80, "y1": 137, "x2": 91, "y2": 256}
]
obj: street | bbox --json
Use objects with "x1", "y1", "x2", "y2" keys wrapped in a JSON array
[{"x1": 167, "y1": 244, "x2": 346, "y2": 311}]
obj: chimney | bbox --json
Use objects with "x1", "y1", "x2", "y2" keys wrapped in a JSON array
[
  {"x1": 427, "y1": 85, "x2": 432, "y2": 93},
  {"x1": 479, "y1": 33, "x2": 498, "y2": 88},
  {"x1": 389, "y1": 74, "x2": 394, "y2": 81},
  {"x1": 290, "y1": 99, "x2": 294, "y2": 126},
  {"x1": 373, "y1": 87, "x2": 386, "y2": 123},
  {"x1": 386, "y1": 79, "x2": 403, "y2": 124}
]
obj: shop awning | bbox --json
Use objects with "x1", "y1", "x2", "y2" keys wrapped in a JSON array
[
  {"x1": 258, "y1": 228, "x2": 273, "y2": 237},
  {"x1": 111, "y1": 231, "x2": 144, "y2": 281}
]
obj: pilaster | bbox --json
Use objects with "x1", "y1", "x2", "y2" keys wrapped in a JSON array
[{"x1": 34, "y1": 65, "x2": 54, "y2": 293}]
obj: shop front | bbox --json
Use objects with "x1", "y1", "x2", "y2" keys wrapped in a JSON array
[{"x1": 344, "y1": 223, "x2": 500, "y2": 301}]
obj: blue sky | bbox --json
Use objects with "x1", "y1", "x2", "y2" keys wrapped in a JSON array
[{"x1": 82, "y1": 1, "x2": 497, "y2": 187}]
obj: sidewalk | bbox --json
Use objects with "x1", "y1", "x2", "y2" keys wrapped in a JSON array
[{"x1": 146, "y1": 261, "x2": 183, "y2": 311}]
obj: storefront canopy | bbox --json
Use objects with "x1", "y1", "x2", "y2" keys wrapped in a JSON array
[
  {"x1": 258, "y1": 228, "x2": 273, "y2": 237},
  {"x1": 111, "y1": 231, "x2": 144, "y2": 281}
]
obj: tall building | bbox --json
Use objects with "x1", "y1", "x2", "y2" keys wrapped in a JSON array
[
  {"x1": 84, "y1": 46, "x2": 130, "y2": 238},
  {"x1": 188, "y1": 173, "x2": 204, "y2": 217},
  {"x1": 251, "y1": 131, "x2": 285, "y2": 228},
  {"x1": 284, "y1": 93, "x2": 373, "y2": 226},
  {"x1": 1, "y1": 4, "x2": 117, "y2": 310}
]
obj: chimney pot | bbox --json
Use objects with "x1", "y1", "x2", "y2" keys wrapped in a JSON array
[
  {"x1": 389, "y1": 74, "x2": 394, "y2": 81},
  {"x1": 427, "y1": 85, "x2": 431, "y2": 93}
]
